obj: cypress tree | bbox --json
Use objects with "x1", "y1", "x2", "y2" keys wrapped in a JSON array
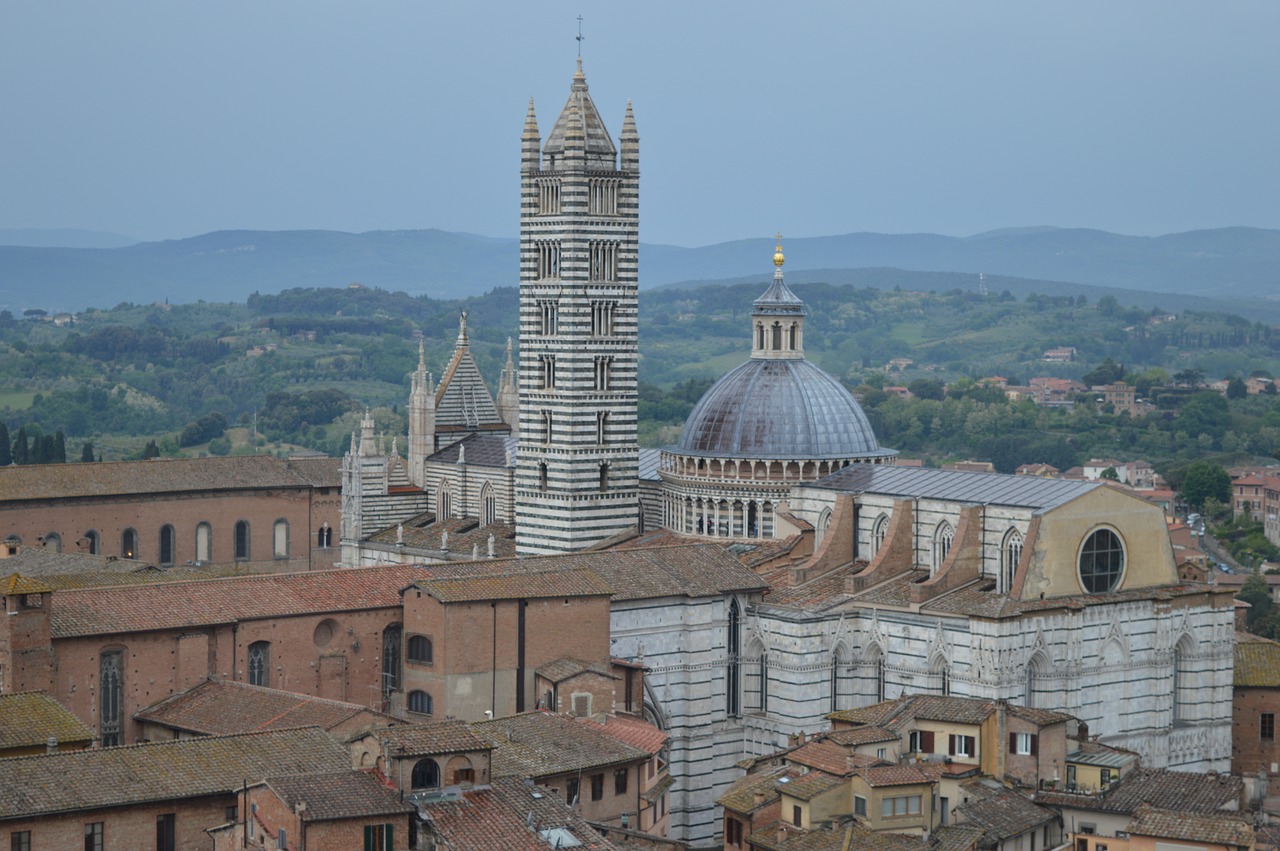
[
  {"x1": 54, "y1": 430, "x2": 66, "y2": 463},
  {"x1": 0, "y1": 423, "x2": 10, "y2": 465},
  {"x1": 81, "y1": 441, "x2": 95, "y2": 463},
  {"x1": 13, "y1": 426, "x2": 28, "y2": 464}
]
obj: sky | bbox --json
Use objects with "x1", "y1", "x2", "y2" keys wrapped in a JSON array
[{"x1": 2, "y1": 1, "x2": 1277, "y2": 247}]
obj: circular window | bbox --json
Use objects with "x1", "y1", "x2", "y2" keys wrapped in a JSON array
[
  {"x1": 313, "y1": 619, "x2": 337, "y2": 648},
  {"x1": 1078, "y1": 529, "x2": 1125, "y2": 593}
]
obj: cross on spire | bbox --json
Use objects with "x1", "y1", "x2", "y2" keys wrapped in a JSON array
[{"x1": 576, "y1": 15, "x2": 584, "y2": 57}]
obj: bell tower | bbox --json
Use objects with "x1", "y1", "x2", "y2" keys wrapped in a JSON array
[{"x1": 515, "y1": 60, "x2": 640, "y2": 555}]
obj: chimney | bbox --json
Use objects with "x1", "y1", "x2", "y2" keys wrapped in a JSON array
[
  {"x1": 753, "y1": 791, "x2": 766, "y2": 807},
  {"x1": 46, "y1": 736, "x2": 57, "y2": 754}
]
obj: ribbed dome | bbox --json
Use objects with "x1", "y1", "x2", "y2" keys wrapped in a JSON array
[{"x1": 676, "y1": 359, "x2": 881, "y2": 459}]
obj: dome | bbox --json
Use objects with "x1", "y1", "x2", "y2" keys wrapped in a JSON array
[{"x1": 675, "y1": 358, "x2": 882, "y2": 459}]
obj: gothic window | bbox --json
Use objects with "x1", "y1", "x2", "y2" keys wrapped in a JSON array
[
  {"x1": 830, "y1": 645, "x2": 849, "y2": 714},
  {"x1": 382, "y1": 624, "x2": 403, "y2": 695},
  {"x1": 317, "y1": 523, "x2": 333, "y2": 548},
  {"x1": 1025, "y1": 653, "x2": 1046, "y2": 708},
  {"x1": 271, "y1": 519, "x2": 289, "y2": 559},
  {"x1": 234, "y1": 520, "x2": 250, "y2": 561},
  {"x1": 195, "y1": 522, "x2": 211, "y2": 562},
  {"x1": 594, "y1": 356, "x2": 612, "y2": 390},
  {"x1": 248, "y1": 641, "x2": 270, "y2": 687},
  {"x1": 932, "y1": 522, "x2": 954, "y2": 573},
  {"x1": 816, "y1": 508, "x2": 832, "y2": 548},
  {"x1": 537, "y1": 299, "x2": 559, "y2": 335},
  {"x1": 756, "y1": 323, "x2": 765, "y2": 350},
  {"x1": 771, "y1": 322, "x2": 782, "y2": 350},
  {"x1": 726, "y1": 599, "x2": 741, "y2": 718},
  {"x1": 539, "y1": 462, "x2": 549, "y2": 491},
  {"x1": 481, "y1": 483, "x2": 497, "y2": 526},
  {"x1": 541, "y1": 355, "x2": 555, "y2": 389},
  {"x1": 1001, "y1": 528, "x2": 1023, "y2": 592},
  {"x1": 121, "y1": 528, "x2": 138, "y2": 560},
  {"x1": 537, "y1": 178, "x2": 561, "y2": 215},
  {"x1": 536, "y1": 240, "x2": 561, "y2": 279},
  {"x1": 542, "y1": 410, "x2": 554, "y2": 445},
  {"x1": 597, "y1": 411, "x2": 609, "y2": 444},
  {"x1": 41, "y1": 532, "x2": 61, "y2": 552},
  {"x1": 788, "y1": 323, "x2": 797, "y2": 350},
  {"x1": 437, "y1": 483, "x2": 452, "y2": 521},
  {"x1": 1079, "y1": 528, "x2": 1125, "y2": 593},
  {"x1": 599, "y1": 462, "x2": 609, "y2": 491},
  {"x1": 407, "y1": 635, "x2": 433, "y2": 664},
  {"x1": 158, "y1": 525, "x2": 174, "y2": 565},
  {"x1": 930, "y1": 655, "x2": 950, "y2": 696},
  {"x1": 591, "y1": 300, "x2": 616, "y2": 336},
  {"x1": 99, "y1": 650, "x2": 123, "y2": 747},
  {"x1": 1173, "y1": 636, "x2": 1195, "y2": 722},
  {"x1": 408, "y1": 690, "x2": 433, "y2": 715},
  {"x1": 411, "y1": 758, "x2": 441, "y2": 789},
  {"x1": 84, "y1": 529, "x2": 100, "y2": 555},
  {"x1": 871, "y1": 514, "x2": 889, "y2": 555}
]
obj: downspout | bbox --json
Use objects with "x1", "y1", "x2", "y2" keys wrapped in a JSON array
[
  {"x1": 491, "y1": 601, "x2": 498, "y2": 718},
  {"x1": 232, "y1": 622, "x2": 239, "y2": 681}
]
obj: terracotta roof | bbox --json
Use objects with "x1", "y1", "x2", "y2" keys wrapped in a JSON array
[
  {"x1": 49, "y1": 564, "x2": 423, "y2": 637},
  {"x1": 264, "y1": 770, "x2": 415, "y2": 822},
  {"x1": 0, "y1": 727, "x2": 348, "y2": 818},
  {"x1": 419, "y1": 777, "x2": 622, "y2": 851},
  {"x1": 747, "y1": 821, "x2": 925, "y2": 851},
  {"x1": 780, "y1": 770, "x2": 846, "y2": 801},
  {"x1": 1005, "y1": 704, "x2": 1073, "y2": 726},
  {"x1": 858, "y1": 763, "x2": 942, "y2": 787},
  {"x1": 0, "y1": 455, "x2": 336, "y2": 502},
  {"x1": 955, "y1": 782, "x2": 1056, "y2": 841},
  {"x1": 134, "y1": 680, "x2": 390, "y2": 735},
  {"x1": 907, "y1": 695, "x2": 996, "y2": 726},
  {"x1": 417, "y1": 567, "x2": 612, "y2": 603},
  {"x1": 0, "y1": 692, "x2": 94, "y2": 751},
  {"x1": 1126, "y1": 804, "x2": 1254, "y2": 846},
  {"x1": 374, "y1": 720, "x2": 492, "y2": 757},
  {"x1": 576, "y1": 714, "x2": 667, "y2": 756},
  {"x1": 1040, "y1": 768, "x2": 1243, "y2": 814},
  {"x1": 717, "y1": 764, "x2": 798, "y2": 813},
  {"x1": 829, "y1": 694, "x2": 1011, "y2": 733},
  {"x1": 474, "y1": 712, "x2": 649, "y2": 779},
  {"x1": 824, "y1": 726, "x2": 897, "y2": 747},
  {"x1": 0, "y1": 550, "x2": 259, "y2": 589},
  {"x1": 788, "y1": 740, "x2": 858, "y2": 776},
  {"x1": 0, "y1": 573, "x2": 53, "y2": 595},
  {"x1": 365, "y1": 515, "x2": 519, "y2": 561},
  {"x1": 535, "y1": 657, "x2": 617, "y2": 683},
  {"x1": 1235, "y1": 636, "x2": 1280, "y2": 687},
  {"x1": 929, "y1": 824, "x2": 986, "y2": 851}
]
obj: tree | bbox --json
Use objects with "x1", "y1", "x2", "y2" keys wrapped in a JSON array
[
  {"x1": 1082, "y1": 358, "x2": 1125, "y2": 387},
  {"x1": 1226, "y1": 377, "x2": 1247, "y2": 399},
  {"x1": 0, "y1": 423, "x2": 10, "y2": 466},
  {"x1": 908, "y1": 378, "x2": 946, "y2": 401},
  {"x1": 53, "y1": 430, "x2": 66, "y2": 463},
  {"x1": 1181, "y1": 460, "x2": 1231, "y2": 511},
  {"x1": 1237, "y1": 573, "x2": 1275, "y2": 635},
  {"x1": 12, "y1": 426, "x2": 28, "y2": 464},
  {"x1": 81, "y1": 441, "x2": 95, "y2": 463},
  {"x1": 142, "y1": 439, "x2": 160, "y2": 459},
  {"x1": 1101, "y1": 466, "x2": 1120, "y2": 481}
]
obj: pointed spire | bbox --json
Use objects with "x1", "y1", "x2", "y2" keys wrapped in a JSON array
[
  {"x1": 457, "y1": 311, "x2": 469, "y2": 347},
  {"x1": 620, "y1": 99, "x2": 639, "y2": 173},
  {"x1": 522, "y1": 97, "x2": 541, "y2": 173}
]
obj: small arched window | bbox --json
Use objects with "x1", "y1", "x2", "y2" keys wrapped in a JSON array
[
  {"x1": 1001, "y1": 528, "x2": 1023, "y2": 592},
  {"x1": 234, "y1": 520, "x2": 250, "y2": 561},
  {"x1": 871, "y1": 514, "x2": 889, "y2": 555},
  {"x1": 481, "y1": 483, "x2": 496, "y2": 527},
  {"x1": 43, "y1": 532, "x2": 62, "y2": 553},
  {"x1": 195, "y1": 522, "x2": 212, "y2": 563},
  {"x1": 816, "y1": 508, "x2": 832, "y2": 548},
  {"x1": 273, "y1": 519, "x2": 289, "y2": 559},
  {"x1": 382, "y1": 624, "x2": 403, "y2": 695},
  {"x1": 100, "y1": 649, "x2": 124, "y2": 747},
  {"x1": 248, "y1": 641, "x2": 270, "y2": 687},
  {"x1": 84, "y1": 529, "x2": 100, "y2": 555},
  {"x1": 407, "y1": 635, "x2": 433, "y2": 664},
  {"x1": 121, "y1": 528, "x2": 138, "y2": 560},
  {"x1": 408, "y1": 690, "x2": 433, "y2": 715},
  {"x1": 412, "y1": 758, "x2": 440, "y2": 789},
  {"x1": 317, "y1": 523, "x2": 333, "y2": 548},
  {"x1": 437, "y1": 483, "x2": 452, "y2": 521},
  {"x1": 158, "y1": 525, "x2": 175, "y2": 565}
]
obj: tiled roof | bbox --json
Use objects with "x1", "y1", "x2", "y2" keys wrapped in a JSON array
[
  {"x1": 717, "y1": 764, "x2": 797, "y2": 813},
  {"x1": 823, "y1": 726, "x2": 897, "y2": 747},
  {"x1": 49, "y1": 564, "x2": 423, "y2": 637},
  {"x1": 420, "y1": 777, "x2": 622, "y2": 851},
  {"x1": 929, "y1": 824, "x2": 986, "y2": 851},
  {"x1": 1006, "y1": 704, "x2": 1074, "y2": 726},
  {"x1": 1098, "y1": 768, "x2": 1243, "y2": 814},
  {"x1": 1126, "y1": 804, "x2": 1254, "y2": 846},
  {"x1": 788, "y1": 740, "x2": 858, "y2": 776},
  {"x1": 829, "y1": 695, "x2": 1000, "y2": 732},
  {"x1": 828, "y1": 698, "x2": 910, "y2": 728},
  {"x1": 780, "y1": 770, "x2": 845, "y2": 801},
  {"x1": 265, "y1": 770, "x2": 415, "y2": 822},
  {"x1": 858, "y1": 763, "x2": 942, "y2": 787},
  {"x1": 474, "y1": 712, "x2": 649, "y2": 779},
  {"x1": 417, "y1": 567, "x2": 612, "y2": 603},
  {"x1": 0, "y1": 727, "x2": 348, "y2": 818},
  {"x1": 1235, "y1": 636, "x2": 1280, "y2": 687},
  {"x1": 375, "y1": 720, "x2": 491, "y2": 757},
  {"x1": 366, "y1": 515, "x2": 520, "y2": 560},
  {"x1": 0, "y1": 692, "x2": 94, "y2": 750},
  {"x1": 0, "y1": 455, "x2": 336, "y2": 503},
  {"x1": 0, "y1": 550, "x2": 261, "y2": 590},
  {"x1": 955, "y1": 783, "x2": 1055, "y2": 841},
  {"x1": 747, "y1": 821, "x2": 926, "y2": 851},
  {"x1": 642, "y1": 772, "x2": 676, "y2": 804},
  {"x1": 134, "y1": 680, "x2": 389, "y2": 735},
  {"x1": 535, "y1": 657, "x2": 616, "y2": 683},
  {"x1": 0, "y1": 573, "x2": 53, "y2": 595},
  {"x1": 576, "y1": 714, "x2": 667, "y2": 756}
]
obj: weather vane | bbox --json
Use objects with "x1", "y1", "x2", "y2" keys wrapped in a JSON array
[{"x1": 576, "y1": 15, "x2": 585, "y2": 58}]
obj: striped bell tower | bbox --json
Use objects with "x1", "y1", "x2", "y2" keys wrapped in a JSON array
[{"x1": 515, "y1": 59, "x2": 640, "y2": 555}]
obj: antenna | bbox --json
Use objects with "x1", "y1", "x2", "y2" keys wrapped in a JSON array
[{"x1": 576, "y1": 15, "x2": 585, "y2": 57}]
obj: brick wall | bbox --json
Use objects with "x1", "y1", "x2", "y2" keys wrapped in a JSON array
[
  {"x1": 1233, "y1": 686, "x2": 1280, "y2": 774},
  {"x1": 2, "y1": 796, "x2": 233, "y2": 851}
]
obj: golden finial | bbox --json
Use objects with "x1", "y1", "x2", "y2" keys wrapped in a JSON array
[{"x1": 773, "y1": 231, "x2": 785, "y2": 268}]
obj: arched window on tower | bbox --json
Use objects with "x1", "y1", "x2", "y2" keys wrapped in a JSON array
[
  {"x1": 771, "y1": 322, "x2": 782, "y2": 350},
  {"x1": 1173, "y1": 636, "x2": 1195, "y2": 723},
  {"x1": 726, "y1": 599, "x2": 741, "y2": 718},
  {"x1": 83, "y1": 529, "x2": 100, "y2": 555},
  {"x1": 121, "y1": 528, "x2": 138, "y2": 560},
  {"x1": 816, "y1": 508, "x2": 832, "y2": 548},
  {"x1": 234, "y1": 520, "x2": 250, "y2": 561},
  {"x1": 195, "y1": 522, "x2": 212, "y2": 563},
  {"x1": 382, "y1": 624, "x2": 403, "y2": 696},
  {"x1": 273, "y1": 519, "x2": 289, "y2": 559}
]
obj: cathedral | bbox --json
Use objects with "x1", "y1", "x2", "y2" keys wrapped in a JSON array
[{"x1": 338, "y1": 60, "x2": 1236, "y2": 844}]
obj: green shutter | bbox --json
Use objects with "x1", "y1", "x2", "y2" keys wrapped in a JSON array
[
  {"x1": 384, "y1": 825, "x2": 394, "y2": 851},
  {"x1": 364, "y1": 825, "x2": 374, "y2": 851}
]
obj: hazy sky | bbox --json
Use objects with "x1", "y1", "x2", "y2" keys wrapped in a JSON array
[{"x1": 2, "y1": 2, "x2": 1276, "y2": 246}]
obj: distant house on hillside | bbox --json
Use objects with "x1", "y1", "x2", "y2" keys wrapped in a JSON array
[{"x1": 1042, "y1": 347, "x2": 1077, "y2": 363}]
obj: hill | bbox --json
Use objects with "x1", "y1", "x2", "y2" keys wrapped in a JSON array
[{"x1": 4, "y1": 226, "x2": 1280, "y2": 314}]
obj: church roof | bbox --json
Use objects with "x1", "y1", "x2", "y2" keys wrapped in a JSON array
[
  {"x1": 134, "y1": 680, "x2": 389, "y2": 736},
  {"x1": 813, "y1": 464, "x2": 1099, "y2": 510},
  {"x1": 427, "y1": 434, "x2": 518, "y2": 468},
  {"x1": 542, "y1": 60, "x2": 617, "y2": 160},
  {"x1": 675, "y1": 358, "x2": 885, "y2": 459},
  {"x1": 434, "y1": 317, "x2": 503, "y2": 431}
]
